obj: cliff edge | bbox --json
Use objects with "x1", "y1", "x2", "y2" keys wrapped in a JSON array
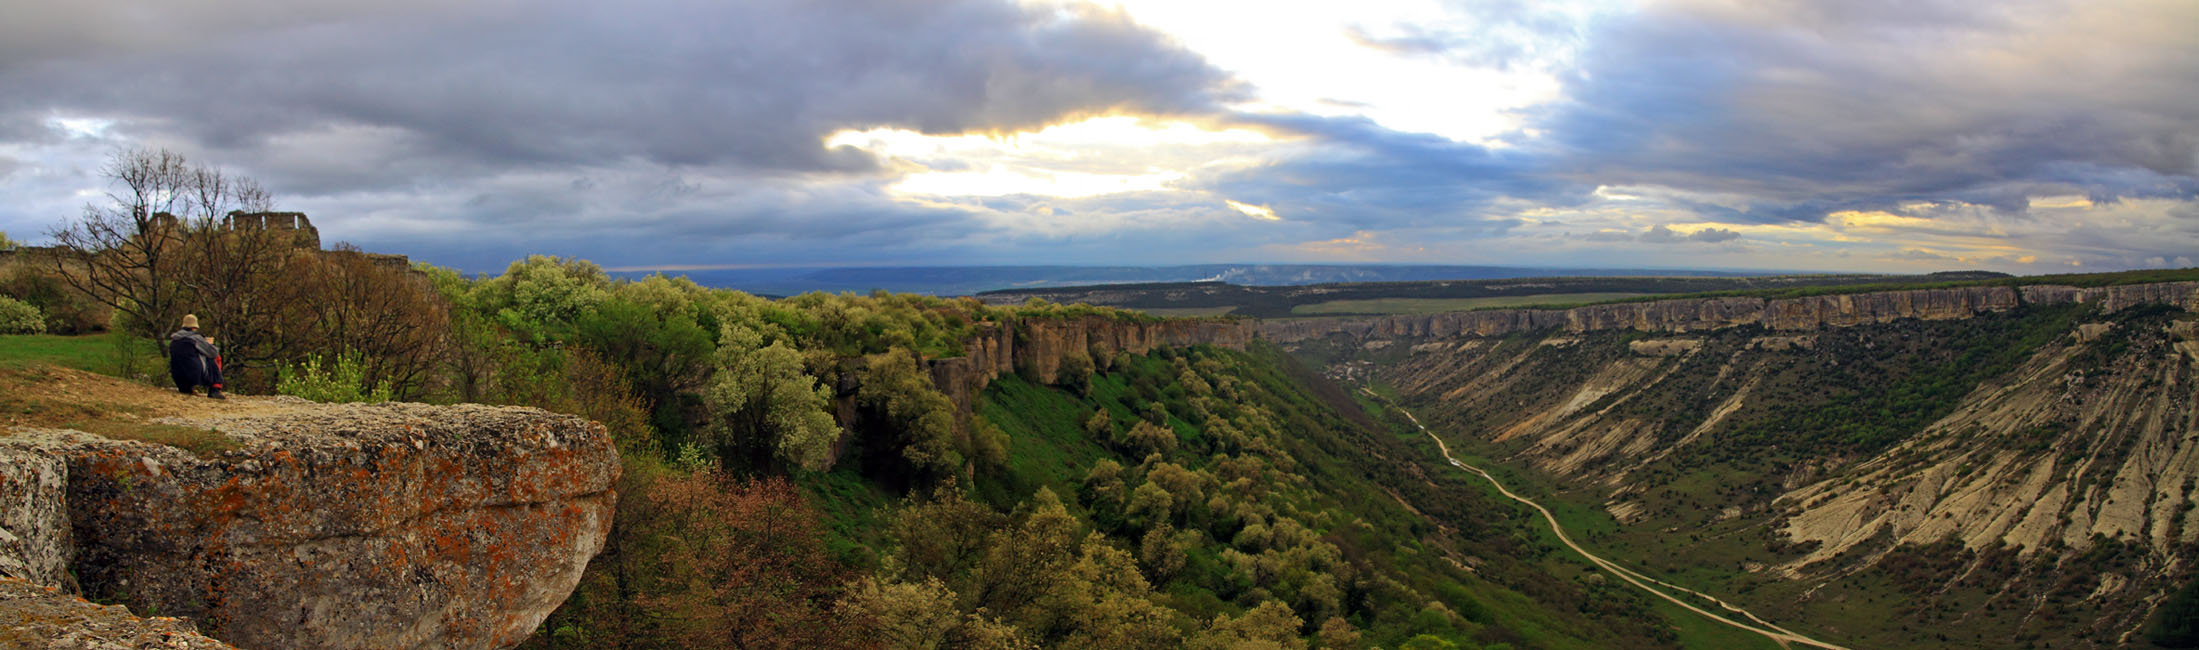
[
  {"x1": 0, "y1": 368, "x2": 618, "y2": 650},
  {"x1": 926, "y1": 315, "x2": 1252, "y2": 408},
  {"x1": 1260, "y1": 281, "x2": 2199, "y2": 342}
]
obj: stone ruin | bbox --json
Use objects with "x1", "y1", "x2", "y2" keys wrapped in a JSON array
[{"x1": 223, "y1": 211, "x2": 322, "y2": 249}]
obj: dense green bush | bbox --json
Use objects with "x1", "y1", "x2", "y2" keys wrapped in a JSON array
[
  {"x1": 1, "y1": 267, "x2": 105, "y2": 334},
  {"x1": 276, "y1": 352, "x2": 393, "y2": 403},
  {"x1": 2150, "y1": 577, "x2": 2199, "y2": 647},
  {"x1": 0, "y1": 296, "x2": 47, "y2": 334}
]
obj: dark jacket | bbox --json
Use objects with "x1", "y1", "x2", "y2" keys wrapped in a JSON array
[{"x1": 168, "y1": 329, "x2": 220, "y2": 387}]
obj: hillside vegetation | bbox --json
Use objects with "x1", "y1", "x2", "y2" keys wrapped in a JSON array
[{"x1": 6, "y1": 249, "x2": 1722, "y2": 649}]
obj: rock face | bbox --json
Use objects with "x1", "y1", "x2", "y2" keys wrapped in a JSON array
[
  {"x1": 927, "y1": 316, "x2": 1252, "y2": 408},
  {"x1": 2021, "y1": 281, "x2": 2199, "y2": 312},
  {"x1": 1, "y1": 576, "x2": 236, "y2": 649},
  {"x1": 0, "y1": 401, "x2": 619, "y2": 650},
  {"x1": 1259, "y1": 282, "x2": 2199, "y2": 343},
  {"x1": 0, "y1": 445, "x2": 71, "y2": 591}
]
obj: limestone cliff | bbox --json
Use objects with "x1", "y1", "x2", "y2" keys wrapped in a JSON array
[
  {"x1": 926, "y1": 315, "x2": 1252, "y2": 408},
  {"x1": 0, "y1": 392, "x2": 618, "y2": 650},
  {"x1": 1259, "y1": 281, "x2": 2199, "y2": 343}
]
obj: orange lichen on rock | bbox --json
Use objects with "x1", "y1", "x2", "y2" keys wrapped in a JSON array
[{"x1": 0, "y1": 576, "x2": 238, "y2": 649}]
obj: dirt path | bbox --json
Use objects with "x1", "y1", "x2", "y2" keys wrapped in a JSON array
[{"x1": 1371, "y1": 390, "x2": 1852, "y2": 650}]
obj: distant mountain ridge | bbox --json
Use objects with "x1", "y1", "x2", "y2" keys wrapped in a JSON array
[{"x1": 610, "y1": 263, "x2": 1810, "y2": 297}]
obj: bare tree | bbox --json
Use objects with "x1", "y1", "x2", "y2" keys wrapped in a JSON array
[
  {"x1": 47, "y1": 147, "x2": 286, "y2": 355},
  {"x1": 49, "y1": 148, "x2": 194, "y2": 348},
  {"x1": 174, "y1": 215, "x2": 296, "y2": 375},
  {"x1": 274, "y1": 247, "x2": 451, "y2": 398}
]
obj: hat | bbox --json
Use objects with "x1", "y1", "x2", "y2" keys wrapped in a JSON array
[{"x1": 181, "y1": 314, "x2": 199, "y2": 329}]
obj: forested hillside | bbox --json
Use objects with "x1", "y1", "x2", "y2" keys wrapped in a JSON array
[
  {"x1": 5, "y1": 234, "x2": 1732, "y2": 648},
  {"x1": 440, "y1": 258, "x2": 1685, "y2": 649}
]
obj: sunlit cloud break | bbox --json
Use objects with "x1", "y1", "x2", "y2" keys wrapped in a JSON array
[{"x1": 1227, "y1": 200, "x2": 1280, "y2": 221}]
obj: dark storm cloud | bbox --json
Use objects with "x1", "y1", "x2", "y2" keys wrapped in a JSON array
[
  {"x1": 1530, "y1": 0, "x2": 2199, "y2": 222},
  {"x1": 0, "y1": 0, "x2": 1242, "y2": 186},
  {"x1": 0, "y1": 0, "x2": 1243, "y2": 269},
  {"x1": 313, "y1": 172, "x2": 990, "y2": 270}
]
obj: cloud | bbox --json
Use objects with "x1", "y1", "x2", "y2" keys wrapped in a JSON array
[
  {"x1": 0, "y1": 0, "x2": 1247, "y2": 270},
  {"x1": 2, "y1": 0, "x2": 2194, "y2": 275},
  {"x1": 0, "y1": 0, "x2": 1242, "y2": 183},
  {"x1": 1884, "y1": 248, "x2": 1955, "y2": 262},
  {"x1": 1343, "y1": 0, "x2": 1594, "y2": 70},
  {"x1": 1196, "y1": 112, "x2": 1583, "y2": 235},
  {"x1": 1639, "y1": 224, "x2": 1739, "y2": 244},
  {"x1": 1530, "y1": 0, "x2": 2199, "y2": 221}
]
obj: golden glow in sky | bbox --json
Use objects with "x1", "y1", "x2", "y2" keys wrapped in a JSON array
[
  {"x1": 1226, "y1": 200, "x2": 1279, "y2": 220},
  {"x1": 826, "y1": 116, "x2": 1272, "y2": 199},
  {"x1": 829, "y1": 1, "x2": 1616, "y2": 202}
]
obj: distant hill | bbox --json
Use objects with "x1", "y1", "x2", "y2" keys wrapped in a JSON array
[
  {"x1": 975, "y1": 271, "x2": 2014, "y2": 318},
  {"x1": 610, "y1": 263, "x2": 1822, "y2": 297}
]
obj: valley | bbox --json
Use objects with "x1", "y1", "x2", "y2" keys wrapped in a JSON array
[
  {"x1": 1376, "y1": 390, "x2": 1851, "y2": 650},
  {"x1": 1278, "y1": 273, "x2": 2199, "y2": 648}
]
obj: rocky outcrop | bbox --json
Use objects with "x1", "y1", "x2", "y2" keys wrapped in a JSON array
[
  {"x1": 0, "y1": 445, "x2": 71, "y2": 591},
  {"x1": 0, "y1": 401, "x2": 619, "y2": 650},
  {"x1": 1762, "y1": 285, "x2": 2020, "y2": 328},
  {"x1": 927, "y1": 316, "x2": 1252, "y2": 408},
  {"x1": 1, "y1": 576, "x2": 236, "y2": 649},
  {"x1": 1260, "y1": 282, "x2": 2199, "y2": 343},
  {"x1": 1627, "y1": 339, "x2": 1702, "y2": 357},
  {"x1": 1773, "y1": 318, "x2": 2199, "y2": 569}
]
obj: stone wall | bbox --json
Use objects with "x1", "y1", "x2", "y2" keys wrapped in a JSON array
[{"x1": 225, "y1": 211, "x2": 322, "y2": 249}]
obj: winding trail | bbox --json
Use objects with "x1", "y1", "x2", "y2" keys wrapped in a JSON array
[{"x1": 1370, "y1": 390, "x2": 1852, "y2": 650}]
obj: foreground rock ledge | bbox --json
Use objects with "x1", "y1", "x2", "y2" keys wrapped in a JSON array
[
  {"x1": 1, "y1": 401, "x2": 620, "y2": 650},
  {"x1": 0, "y1": 576, "x2": 237, "y2": 649}
]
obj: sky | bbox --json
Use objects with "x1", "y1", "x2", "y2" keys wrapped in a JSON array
[{"x1": 1, "y1": 0, "x2": 2194, "y2": 275}]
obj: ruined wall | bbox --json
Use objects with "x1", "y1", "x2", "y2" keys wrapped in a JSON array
[
  {"x1": 1260, "y1": 282, "x2": 2199, "y2": 343},
  {"x1": 225, "y1": 211, "x2": 322, "y2": 249}
]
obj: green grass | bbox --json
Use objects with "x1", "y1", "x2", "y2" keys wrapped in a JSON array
[
  {"x1": 0, "y1": 332, "x2": 160, "y2": 375},
  {"x1": 1291, "y1": 293, "x2": 1657, "y2": 315},
  {"x1": 971, "y1": 373, "x2": 1118, "y2": 509},
  {"x1": 801, "y1": 467, "x2": 899, "y2": 568},
  {"x1": 1416, "y1": 430, "x2": 1833, "y2": 650},
  {"x1": 1648, "y1": 597, "x2": 1786, "y2": 650}
]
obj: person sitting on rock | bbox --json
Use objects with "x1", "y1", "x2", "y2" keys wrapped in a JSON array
[{"x1": 168, "y1": 314, "x2": 226, "y2": 400}]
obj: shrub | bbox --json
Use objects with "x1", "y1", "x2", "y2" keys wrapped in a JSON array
[
  {"x1": 1, "y1": 267, "x2": 105, "y2": 334},
  {"x1": 276, "y1": 352, "x2": 394, "y2": 403},
  {"x1": 0, "y1": 296, "x2": 46, "y2": 334}
]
